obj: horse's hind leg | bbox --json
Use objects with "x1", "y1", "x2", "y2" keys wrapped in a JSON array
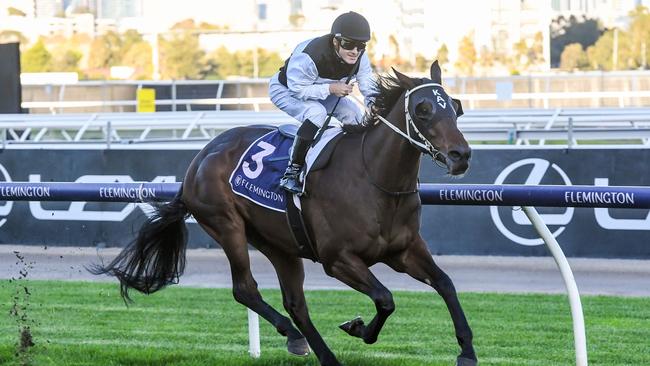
[
  {"x1": 196, "y1": 215, "x2": 306, "y2": 355},
  {"x1": 388, "y1": 238, "x2": 477, "y2": 366},
  {"x1": 323, "y1": 255, "x2": 395, "y2": 345},
  {"x1": 262, "y1": 249, "x2": 341, "y2": 366}
]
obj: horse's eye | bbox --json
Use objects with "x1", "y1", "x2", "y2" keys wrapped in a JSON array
[{"x1": 415, "y1": 102, "x2": 434, "y2": 120}]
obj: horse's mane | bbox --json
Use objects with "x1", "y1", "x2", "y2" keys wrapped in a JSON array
[{"x1": 342, "y1": 74, "x2": 410, "y2": 134}]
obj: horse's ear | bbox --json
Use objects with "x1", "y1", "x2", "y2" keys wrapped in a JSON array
[
  {"x1": 451, "y1": 98, "x2": 464, "y2": 117},
  {"x1": 392, "y1": 67, "x2": 416, "y2": 90},
  {"x1": 430, "y1": 60, "x2": 442, "y2": 84}
]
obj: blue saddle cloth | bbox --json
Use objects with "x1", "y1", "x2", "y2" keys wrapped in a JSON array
[{"x1": 229, "y1": 130, "x2": 292, "y2": 212}]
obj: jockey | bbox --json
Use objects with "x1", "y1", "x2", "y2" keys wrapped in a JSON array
[{"x1": 269, "y1": 11, "x2": 375, "y2": 194}]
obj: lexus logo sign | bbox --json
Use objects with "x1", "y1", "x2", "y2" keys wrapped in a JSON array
[{"x1": 490, "y1": 158, "x2": 574, "y2": 246}]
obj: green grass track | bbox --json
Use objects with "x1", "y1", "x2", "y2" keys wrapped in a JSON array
[{"x1": 1, "y1": 280, "x2": 648, "y2": 365}]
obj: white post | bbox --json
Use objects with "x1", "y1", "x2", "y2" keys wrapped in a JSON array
[
  {"x1": 522, "y1": 206, "x2": 588, "y2": 366},
  {"x1": 248, "y1": 309, "x2": 261, "y2": 358}
]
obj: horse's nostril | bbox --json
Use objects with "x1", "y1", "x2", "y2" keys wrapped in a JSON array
[
  {"x1": 448, "y1": 148, "x2": 471, "y2": 162},
  {"x1": 448, "y1": 150, "x2": 462, "y2": 162}
]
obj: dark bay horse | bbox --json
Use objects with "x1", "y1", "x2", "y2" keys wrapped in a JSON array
[{"x1": 92, "y1": 61, "x2": 476, "y2": 366}]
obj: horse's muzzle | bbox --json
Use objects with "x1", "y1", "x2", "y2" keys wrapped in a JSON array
[{"x1": 445, "y1": 146, "x2": 471, "y2": 176}]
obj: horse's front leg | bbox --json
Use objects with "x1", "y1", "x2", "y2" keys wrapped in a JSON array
[
  {"x1": 323, "y1": 255, "x2": 395, "y2": 344},
  {"x1": 387, "y1": 238, "x2": 477, "y2": 366}
]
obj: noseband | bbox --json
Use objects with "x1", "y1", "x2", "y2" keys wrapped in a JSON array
[{"x1": 375, "y1": 82, "x2": 449, "y2": 162}]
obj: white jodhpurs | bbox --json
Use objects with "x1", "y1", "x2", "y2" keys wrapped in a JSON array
[{"x1": 269, "y1": 75, "x2": 363, "y2": 127}]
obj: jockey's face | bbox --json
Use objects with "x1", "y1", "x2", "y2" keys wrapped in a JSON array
[{"x1": 333, "y1": 37, "x2": 362, "y2": 65}]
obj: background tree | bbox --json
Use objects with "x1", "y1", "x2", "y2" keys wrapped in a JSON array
[
  {"x1": 388, "y1": 34, "x2": 402, "y2": 65},
  {"x1": 159, "y1": 32, "x2": 205, "y2": 79},
  {"x1": 0, "y1": 30, "x2": 28, "y2": 45},
  {"x1": 50, "y1": 49, "x2": 82, "y2": 72},
  {"x1": 21, "y1": 39, "x2": 52, "y2": 72},
  {"x1": 203, "y1": 46, "x2": 237, "y2": 79},
  {"x1": 551, "y1": 15, "x2": 604, "y2": 67},
  {"x1": 171, "y1": 19, "x2": 225, "y2": 31},
  {"x1": 88, "y1": 31, "x2": 123, "y2": 70},
  {"x1": 121, "y1": 29, "x2": 144, "y2": 56},
  {"x1": 436, "y1": 43, "x2": 449, "y2": 70},
  {"x1": 560, "y1": 43, "x2": 589, "y2": 70},
  {"x1": 289, "y1": 14, "x2": 306, "y2": 28},
  {"x1": 171, "y1": 18, "x2": 197, "y2": 30},
  {"x1": 586, "y1": 30, "x2": 615, "y2": 70},
  {"x1": 256, "y1": 48, "x2": 284, "y2": 77},
  {"x1": 7, "y1": 6, "x2": 26, "y2": 16},
  {"x1": 455, "y1": 33, "x2": 477, "y2": 75},
  {"x1": 197, "y1": 22, "x2": 225, "y2": 30},
  {"x1": 628, "y1": 5, "x2": 650, "y2": 68},
  {"x1": 511, "y1": 39, "x2": 528, "y2": 72},
  {"x1": 478, "y1": 45, "x2": 496, "y2": 71},
  {"x1": 366, "y1": 32, "x2": 378, "y2": 65},
  {"x1": 203, "y1": 47, "x2": 282, "y2": 79},
  {"x1": 528, "y1": 32, "x2": 545, "y2": 65},
  {"x1": 415, "y1": 54, "x2": 431, "y2": 72},
  {"x1": 121, "y1": 42, "x2": 153, "y2": 79}
]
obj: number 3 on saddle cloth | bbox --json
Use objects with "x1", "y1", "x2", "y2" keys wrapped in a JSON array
[{"x1": 229, "y1": 124, "x2": 343, "y2": 261}]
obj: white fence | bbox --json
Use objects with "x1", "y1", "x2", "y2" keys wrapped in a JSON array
[
  {"x1": 19, "y1": 71, "x2": 650, "y2": 113},
  {"x1": 2, "y1": 108, "x2": 650, "y2": 149}
]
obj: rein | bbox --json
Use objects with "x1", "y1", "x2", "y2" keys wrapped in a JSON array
[{"x1": 361, "y1": 130, "x2": 419, "y2": 196}]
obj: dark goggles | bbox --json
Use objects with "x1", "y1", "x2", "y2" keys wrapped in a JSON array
[{"x1": 336, "y1": 36, "x2": 366, "y2": 51}]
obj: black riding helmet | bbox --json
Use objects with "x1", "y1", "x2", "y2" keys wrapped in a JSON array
[{"x1": 330, "y1": 11, "x2": 370, "y2": 41}]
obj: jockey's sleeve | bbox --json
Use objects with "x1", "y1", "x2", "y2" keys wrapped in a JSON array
[
  {"x1": 286, "y1": 53, "x2": 330, "y2": 101},
  {"x1": 356, "y1": 53, "x2": 377, "y2": 108}
]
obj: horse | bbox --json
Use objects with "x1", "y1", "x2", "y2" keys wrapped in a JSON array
[{"x1": 91, "y1": 60, "x2": 476, "y2": 366}]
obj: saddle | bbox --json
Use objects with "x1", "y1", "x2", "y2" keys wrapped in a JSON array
[
  {"x1": 229, "y1": 124, "x2": 345, "y2": 261},
  {"x1": 278, "y1": 124, "x2": 344, "y2": 173}
]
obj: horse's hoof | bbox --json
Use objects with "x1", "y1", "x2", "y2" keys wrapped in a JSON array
[
  {"x1": 287, "y1": 337, "x2": 310, "y2": 356},
  {"x1": 456, "y1": 356, "x2": 478, "y2": 366},
  {"x1": 339, "y1": 316, "x2": 365, "y2": 338}
]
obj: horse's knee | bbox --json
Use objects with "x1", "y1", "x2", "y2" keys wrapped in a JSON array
[
  {"x1": 232, "y1": 282, "x2": 260, "y2": 305},
  {"x1": 374, "y1": 291, "x2": 395, "y2": 315},
  {"x1": 283, "y1": 296, "x2": 308, "y2": 321}
]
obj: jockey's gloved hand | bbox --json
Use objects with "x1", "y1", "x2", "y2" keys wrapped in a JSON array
[
  {"x1": 367, "y1": 101, "x2": 379, "y2": 115},
  {"x1": 330, "y1": 82, "x2": 354, "y2": 97}
]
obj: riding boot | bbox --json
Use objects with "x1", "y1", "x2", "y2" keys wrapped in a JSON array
[{"x1": 280, "y1": 135, "x2": 311, "y2": 194}]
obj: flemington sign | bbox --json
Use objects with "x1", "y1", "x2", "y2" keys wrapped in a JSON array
[
  {"x1": 427, "y1": 184, "x2": 643, "y2": 208},
  {"x1": 0, "y1": 182, "x2": 169, "y2": 202},
  {"x1": 0, "y1": 149, "x2": 648, "y2": 258}
]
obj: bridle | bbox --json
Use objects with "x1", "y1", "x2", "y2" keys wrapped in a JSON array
[
  {"x1": 375, "y1": 82, "x2": 451, "y2": 164},
  {"x1": 361, "y1": 82, "x2": 454, "y2": 196}
]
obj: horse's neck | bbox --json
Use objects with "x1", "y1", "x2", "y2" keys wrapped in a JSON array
[{"x1": 364, "y1": 97, "x2": 421, "y2": 191}]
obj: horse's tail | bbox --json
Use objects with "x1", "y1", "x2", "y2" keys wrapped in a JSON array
[{"x1": 89, "y1": 185, "x2": 189, "y2": 302}]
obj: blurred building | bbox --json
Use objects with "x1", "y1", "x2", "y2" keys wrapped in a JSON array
[
  {"x1": 195, "y1": 0, "x2": 428, "y2": 64},
  {"x1": 1, "y1": 0, "x2": 96, "y2": 41},
  {"x1": 6, "y1": 0, "x2": 650, "y2": 77},
  {"x1": 482, "y1": 0, "x2": 552, "y2": 70},
  {"x1": 35, "y1": 0, "x2": 63, "y2": 17},
  {"x1": 63, "y1": 0, "x2": 98, "y2": 16},
  {"x1": 96, "y1": 0, "x2": 142, "y2": 19},
  {"x1": 552, "y1": 0, "x2": 650, "y2": 27}
]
